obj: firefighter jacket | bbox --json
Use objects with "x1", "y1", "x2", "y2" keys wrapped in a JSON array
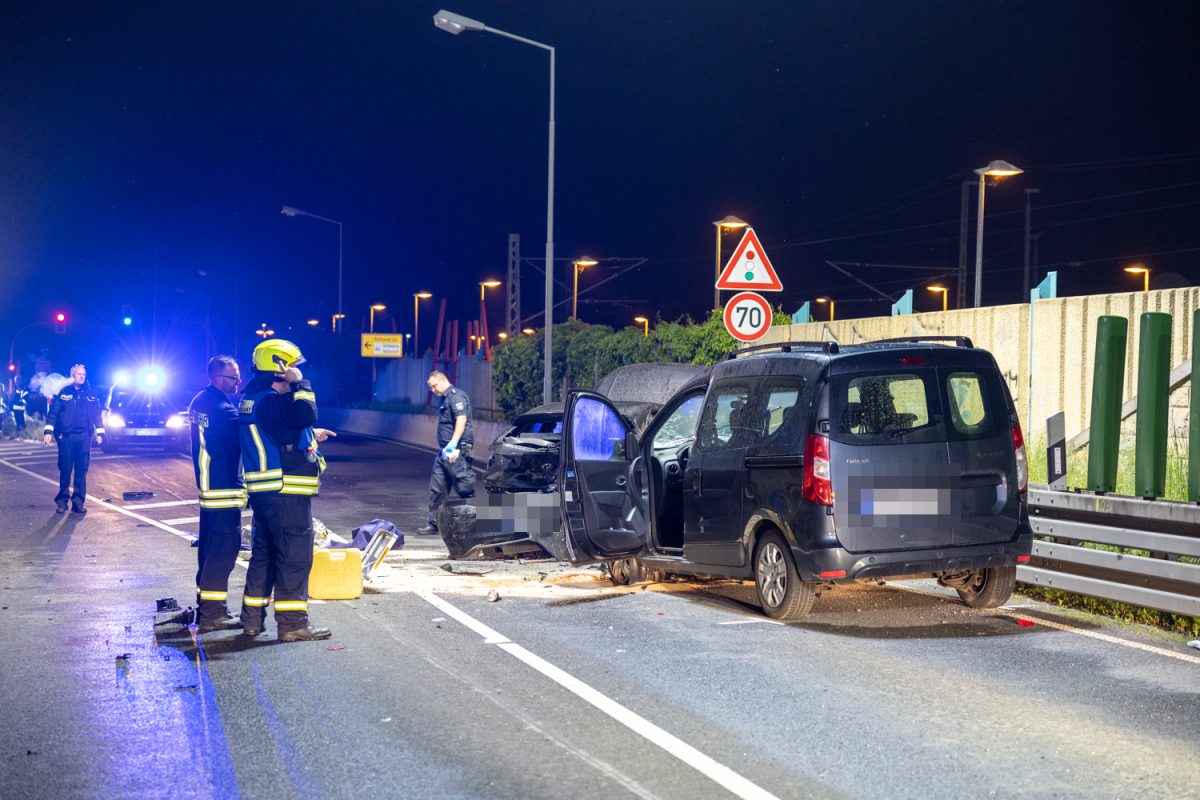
[
  {"x1": 44, "y1": 382, "x2": 104, "y2": 440},
  {"x1": 11, "y1": 387, "x2": 28, "y2": 412},
  {"x1": 189, "y1": 385, "x2": 246, "y2": 510},
  {"x1": 238, "y1": 374, "x2": 325, "y2": 496}
]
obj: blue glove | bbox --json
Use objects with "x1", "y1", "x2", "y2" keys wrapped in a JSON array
[{"x1": 441, "y1": 442, "x2": 458, "y2": 458}]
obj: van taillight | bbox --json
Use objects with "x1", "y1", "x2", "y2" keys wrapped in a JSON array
[
  {"x1": 1012, "y1": 420, "x2": 1028, "y2": 494},
  {"x1": 803, "y1": 434, "x2": 833, "y2": 506}
]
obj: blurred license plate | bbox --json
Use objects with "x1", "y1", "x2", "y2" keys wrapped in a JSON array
[
  {"x1": 130, "y1": 429, "x2": 163, "y2": 437},
  {"x1": 477, "y1": 491, "x2": 560, "y2": 536}
]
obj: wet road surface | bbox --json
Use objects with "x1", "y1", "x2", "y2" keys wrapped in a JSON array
[{"x1": 1, "y1": 434, "x2": 1197, "y2": 799}]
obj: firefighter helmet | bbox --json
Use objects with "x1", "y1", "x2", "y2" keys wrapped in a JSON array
[{"x1": 253, "y1": 339, "x2": 306, "y2": 374}]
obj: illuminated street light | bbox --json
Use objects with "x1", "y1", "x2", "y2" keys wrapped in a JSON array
[
  {"x1": 712, "y1": 215, "x2": 749, "y2": 309},
  {"x1": 815, "y1": 296, "x2": 835, "y2": 321},
  {"x1": 307, "y1": 319, "x2": 320, "y2": 327},
  {"x1": 972, "y1": 159, "x2": 1024, "y2": 307},
  {"x1": 479, "y1": 280, "x2": 502, "y2": 360},
  {"x1": 413, "y1": 292, "x2": 433, "y2": 359},
  {"x1": 435, "y1": 9, "x2": 556, "y2": 403},
  {"x1": 497, "y1": 331, "x2": 508, "y2": 341},
  {"x1": 282, "y1": 205, "x2": 344, "y2": 330},
  {"x1": 522, "y1": 327, "x2": 536, "y2": 335},
  {"x1": 1123, "y1": 264, "x2": 1150, "y2": 292},
  {"x1": 571, "y1": 258, "x2": 597, "y2": 320},
  {"x1": 369, "y1": 304, "x2": 387, "y2": 332},
  {"x1": 633, "y1": 316, "x2": 649, "y2": 337},
  {"x1": 927, "y1": 284, "x2": 949, "y2": 312},
  {"x1": 331, "y1": 313, "x2": 346, "y2": 332}
]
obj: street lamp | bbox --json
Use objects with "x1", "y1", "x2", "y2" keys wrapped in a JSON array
[
  {"x1": 307, "y1": 319, "x2": 320, "y2": 327},
  {"x1": 434, "y1": 9, "x2": 556, "y2": 403},
  {"x1": 972, "y1": 159, "x2": 1024, "y2": 308},
  {"x1": 713, "y1": 215, "x2": 749, "y2": 309},
  {"x1": 479, "y1": 280, "x2": 502, "y2": 359},
  {"x1": 633, "y1": 316, "x2": 649, "y2": 337},
  {"x1": 571, "y1": 258, "x2": 597, "y2": 320},
  {"x1": 815, "y1": 296, "x2": 835, "y2": 321},
  {"x1": 369, "y1": 304, "x2": 387, "y2": 332},
  {"x1": 413, "y1": 292, "x2": 433, "y2": 360},
  {"x1": 927, "y1": 285, "x2": 949, "y2": 312},
  {"x1": 522, "y1": 327, "x2": 536, "y2": 335},
  {"x1": 1123, "y1": 264, "x2": 1150, "y2": 292},
  {"x1": 331, "y1": 313, "x2": 346, "y2": 332},
  {"x1": 369, "y1": 303, "x2": 387, "y2": 388},
  {"x1": 282, "y1": 205, "x2": 344, "y2": 330}
]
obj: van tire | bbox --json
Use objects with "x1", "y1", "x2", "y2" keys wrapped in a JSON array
[
  {"x1": 754, "y1": 531, "x2": 815, "y2": 620},
  {"x1": 607, "y1": 557, "x2": 642, "y2": 585},
  {"x1": 955, "y1": 565, "x2": 1017, "y2": 608}
]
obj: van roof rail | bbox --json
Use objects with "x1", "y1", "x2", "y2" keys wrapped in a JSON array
[
  {"x1": 870, "y1": 335, "x2": 975, "y2": 348},
  {"x1": 728, "y1": 341, "x2": 840, "y2": 360}
]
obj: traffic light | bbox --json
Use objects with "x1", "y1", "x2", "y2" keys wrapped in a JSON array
[{"x1": 53, "y1": 312, "x2": 66, "y2": 334}]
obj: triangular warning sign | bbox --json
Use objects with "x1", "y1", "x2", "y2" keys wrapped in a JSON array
[{"x1": 715, "y1": 228, "x2": 783, "y2": 291}]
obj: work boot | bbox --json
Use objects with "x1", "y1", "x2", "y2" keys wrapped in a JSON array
[
  {"x1": 416, "y1": 524, "x2": 438, "y2": 535},
  {"x1": 71, "y1": 504, "x2": 86, "y2": 515},
  {"x1": 241, "y1": 626, "x2": 263, "y2": 638},
  {"x1": 278, "y1": 625, "x2": 332, "y2": 643},
  {"x1": 55, "y1": 501, "x2": 67, "y2": 514},
  {"x1": 198, "y1": 614, "x2": 244, "y2": 633}
]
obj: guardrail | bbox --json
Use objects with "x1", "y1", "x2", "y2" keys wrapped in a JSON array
[{"x1": 1020, "y1": 485, "x2": 1200, "y2": 617}]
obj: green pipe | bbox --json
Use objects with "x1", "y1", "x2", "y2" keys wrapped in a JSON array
[
  {"x1": 1086, "y1": 315, "x2": 1128, "y2": 493},
  {"x1": 1190, "y1": 309, "x2": 1199, "y2": 503},
  {"x1": 1134, "y1": 312, "x2": 1172, "y2": 499}
]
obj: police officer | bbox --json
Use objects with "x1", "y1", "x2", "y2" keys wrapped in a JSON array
[
  {"x1": 11, "y1": 383, "x2": 29, "y2": 434},
  {"x1": 187, "y1": 355, "x2": 247, "y2": 632},
  {"x1": 416, "y1": 370, "x2": 475, "y2": 535},
  {"x1": 237, "y1": 339, "x2": 336, "y2": 642},
  {"x1": 42, "y1": 364, "x2": 104, "y2": 513}
]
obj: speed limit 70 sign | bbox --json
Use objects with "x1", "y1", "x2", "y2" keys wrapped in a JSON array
[{"x1": 723, "y1": 291, "x2": 773, "y2": 342}]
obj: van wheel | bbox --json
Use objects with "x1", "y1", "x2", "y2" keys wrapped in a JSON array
[
  {"x1": 607, "y1": 557, "x2": 643, "y2": 586},
  {"x1": 955, "y1": 566, "x2": 1017, "y2": 608},
  {"x1": 754, "y1": 531, "x2": 815, "y2": 620}
]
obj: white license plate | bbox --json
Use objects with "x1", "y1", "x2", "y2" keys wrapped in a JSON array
[{"x1": 130, "y1": 429, "x2": 164, "y2": 437}]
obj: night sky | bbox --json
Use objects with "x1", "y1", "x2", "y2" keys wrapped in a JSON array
[{"x1": 3, "y1": 2, "x2": 1198, "y2": 382}]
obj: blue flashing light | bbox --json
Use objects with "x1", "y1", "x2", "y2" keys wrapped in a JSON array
[{"x1": 135, "y1": 365, "x2": 167, "y2": 393}]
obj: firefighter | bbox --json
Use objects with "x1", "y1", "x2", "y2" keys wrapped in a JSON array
[
  {"x1": 11, "y1": 383, "x2": 29, "y2": 434},
  {"x1": 42, "y1": 364, "x2": 104, "y2": 513},
  {"x1": 187, "y1": 355, "x2": 247, "y2": 632},
  {"x1": 237, "y1": 339, "x2": 336, "y2": 642}
]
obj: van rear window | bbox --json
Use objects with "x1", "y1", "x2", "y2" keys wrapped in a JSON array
[{"x1": 830, "y1": 371, "x2": 943, "y2": 445}]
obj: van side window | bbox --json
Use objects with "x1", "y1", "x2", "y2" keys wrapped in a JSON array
[
  {"x1": 697, "y1": 383, "x2": 752, "y2": 451},
  {"x1": 571, "y1": 397, "x2": 628, "y2": 461},
  {"x1": 757, "y1": 379, "x2": 806, "y2": 454}
]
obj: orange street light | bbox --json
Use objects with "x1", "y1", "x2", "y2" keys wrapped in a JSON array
[
  {"x1": 479, "y1": 279, "x2": 503, "y2": 360},
  {"x1": 927, "y1": 285, "x2": 949, "y2": 312},
  {"x1": 633, "y1": 316, "x2": 649, "y2": 337},
  {"x1": 331, "y1": 313, "x2": 346, "y2": 332},
  {"x1": 413, "y1": 292, "x2": 433, "y2": 359},
  {"x1": 369, "y1": 304, "x2": 387, "y2": 332},
  {"x1": 1123, "y1": 264, "x2": 1150, "y2": 292},
  {"x1": 497, "y1": 331, "x2": 508, "y2": 341},
  {"x1": 712, "y1": 215, "x2": 749, "y2": 308},
  {"x1": 572, "y1": 258, "x2": 598, "y2": 320},
  {"x1": 307, "y1": 319, "x2": 320, "y2": 327},
  {"x1": 972, "y1": 159, "x2": 1024, "y2": 307},
  {"x1": 815, "y1": 296, "x2": 835, "y2": 321},
  {"x1": 522, "y1": 327, "x2": 535, "y2": 335}
]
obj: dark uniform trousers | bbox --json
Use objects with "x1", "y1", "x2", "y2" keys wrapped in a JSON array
[
  {"x1": 240, "y1": 493, "x2": 314, "y2": 634},
  {"x1": 55, "y1": 433, "x2": 91, "y2": 506},
  {"x1": 428, "y1": 444, "x2": 475, "y2": 521},
  {"x1": 196, "y1": 507, "x2": 243, "y2": 624}
]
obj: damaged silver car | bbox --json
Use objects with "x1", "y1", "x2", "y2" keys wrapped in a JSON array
[{"x1": 438, "y1": 363, "x2": 708, "y2": 559}]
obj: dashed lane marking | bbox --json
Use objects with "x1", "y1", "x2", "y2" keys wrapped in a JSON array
[{"x1": 416, "y1": 589, "x2": 783, "y2": 800}]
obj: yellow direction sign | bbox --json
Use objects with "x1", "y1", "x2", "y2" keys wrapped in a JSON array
[{"x1": 361, "y1": 333, "x2": 405, "y2": 358}]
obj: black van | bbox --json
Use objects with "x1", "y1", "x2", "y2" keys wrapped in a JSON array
[{"x1": 548, "y1": 337, "x2": 1032, "y2": 619}]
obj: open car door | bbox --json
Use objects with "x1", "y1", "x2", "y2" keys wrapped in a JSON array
[{"x1": 549, "y1": 391, "x2": 648, "y2": 565}]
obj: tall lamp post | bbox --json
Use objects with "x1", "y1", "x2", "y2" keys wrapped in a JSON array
[
  {"x1": 1123, "y1": 264, "x2": 1150, "y2": 292},
  {"x1": 633, "y1": 316, "x2": 649, "y2": 337},
  {"x1": 571, "y1": 257, "x2": 597, "y2": 320},
  {"x1": 413, "y1": 292, "x2": 432, "y2": 360},
  {"x1": 971, "y1": 160, "x2": 1023, "y2": 308},
  {"x1": 369, "y1": 304, "x2": 386, "y2": 389},
  {"x1": 927, "y1": 285, "x2": 948, "y2": 312},
  {"x1": 479, "y1": 279, "x2": 502, "y2": 360},
  {"x1": 713, "y1": 215, "x2": 748, "y2": 309},
  {"x1": 434, "y1": 9, "x2": 557, "y2": 403},
  {"x1": 281, "y1": 205, "x2": 344, "y2": 330},
  {"x1": 816, "y1": 296, "x2": 835, "y2": 321}
]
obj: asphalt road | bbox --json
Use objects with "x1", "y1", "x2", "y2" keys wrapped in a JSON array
[{"x1": 0, "y1": 433, "x2": 1197, "y2": 800}]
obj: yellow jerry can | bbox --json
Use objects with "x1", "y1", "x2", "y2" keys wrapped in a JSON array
[{"x1": 309, "y1": 548, "x2": 363, "y2": 600}]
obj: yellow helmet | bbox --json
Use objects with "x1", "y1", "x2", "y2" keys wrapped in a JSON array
[{"x1": 253, "y1": 339, "x2": 306, "y2": 374}]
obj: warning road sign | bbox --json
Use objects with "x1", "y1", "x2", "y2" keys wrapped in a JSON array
[
  {"x1": 723, "y1": 292, "x2": 773, "y2": 342},
  {"x1": 715, "y1": 228, "x2": 782, "y2": 292}
]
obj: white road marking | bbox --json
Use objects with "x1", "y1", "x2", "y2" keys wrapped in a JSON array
[
  {"x1": 123, "y1": 499, "x2": 199, "y2": 509},
  {"x1": 718, "y1": 619, "x2": 784, "y2": 626},
  {"x1": 163, "y1": 510, "x2": 251, "y2": 525},
  {"x1": 416, "y1": 589, "x2": 782, "y2": 800}
]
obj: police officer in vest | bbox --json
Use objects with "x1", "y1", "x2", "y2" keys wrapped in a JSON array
[
  {"x1": 238, "y1": 339, "x2": 336, "y2": 642},
  {"x1": 416, "y1": 369, "x2": 475, "y2": 535},
  {"x1": 187, "y1": 355, "x2": 247, "y2": 632},
  {"x1": 11, "y1": 383, "x2": 29, "y2": 434},
  {"x1": 42, "y1": 364, "x2": 104, "y2": 513}
]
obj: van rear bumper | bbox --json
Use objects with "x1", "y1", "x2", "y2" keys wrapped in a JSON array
[{"x1": 794, "y1": 528, "x2": 1033, "y2": 581}]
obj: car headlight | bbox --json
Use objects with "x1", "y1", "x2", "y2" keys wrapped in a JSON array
[
  {"x1": 106, "y1": 413, "x2": 126, "y2": 429},
  {"x1": 165, "y1": 414, "x2": 186, "y2": 429}
]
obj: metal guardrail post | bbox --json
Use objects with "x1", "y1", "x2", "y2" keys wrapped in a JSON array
[
  {"x1": 1134, "y1": 312, "x2": 1171, "y2": 499},
  {"x1": 1191, "y1": 308, "x2": 1199, "y2": 504},
  {"x1": 1086, "y1": 315, "x2": 1127, "y2": 493},
  {"x1": 1045, "y1": 411, "x2": 1066, "y2": 490}
]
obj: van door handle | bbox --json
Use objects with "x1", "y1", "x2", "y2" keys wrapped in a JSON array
[{"x1": 615, "y1": 475, "x2": 627, "y2": 487}]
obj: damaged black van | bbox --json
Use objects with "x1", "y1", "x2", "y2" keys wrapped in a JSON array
[{"x1": 549, "y1": 337, "x2": 1033, "y2": 619}]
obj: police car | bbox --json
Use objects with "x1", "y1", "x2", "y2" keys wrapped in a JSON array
[{"x1": 100, "y1": 367, "x2": 190, "y2": 454}]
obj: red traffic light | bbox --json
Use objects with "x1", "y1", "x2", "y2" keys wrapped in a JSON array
[
  {"x1": 54, "y1": 312, "x2": 66, "y2": 323},
  {"x1": 6, "y1": 364, "x2": 14, "y2": 372}
]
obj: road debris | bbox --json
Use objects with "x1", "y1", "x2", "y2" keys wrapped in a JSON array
[
  {"x1": 486, "y1": 590, "x2": 501, "y2": 602},
  {"x1": 440, "y1": 563, "x2": 495, "y2": 576},
  {"x1": 122, "y1": 491, "x2": 156, "y2": 501}
]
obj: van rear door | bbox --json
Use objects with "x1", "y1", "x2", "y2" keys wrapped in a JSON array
[{"x1": 826, "y1": 366, "x2": 958, "y2": 552}]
